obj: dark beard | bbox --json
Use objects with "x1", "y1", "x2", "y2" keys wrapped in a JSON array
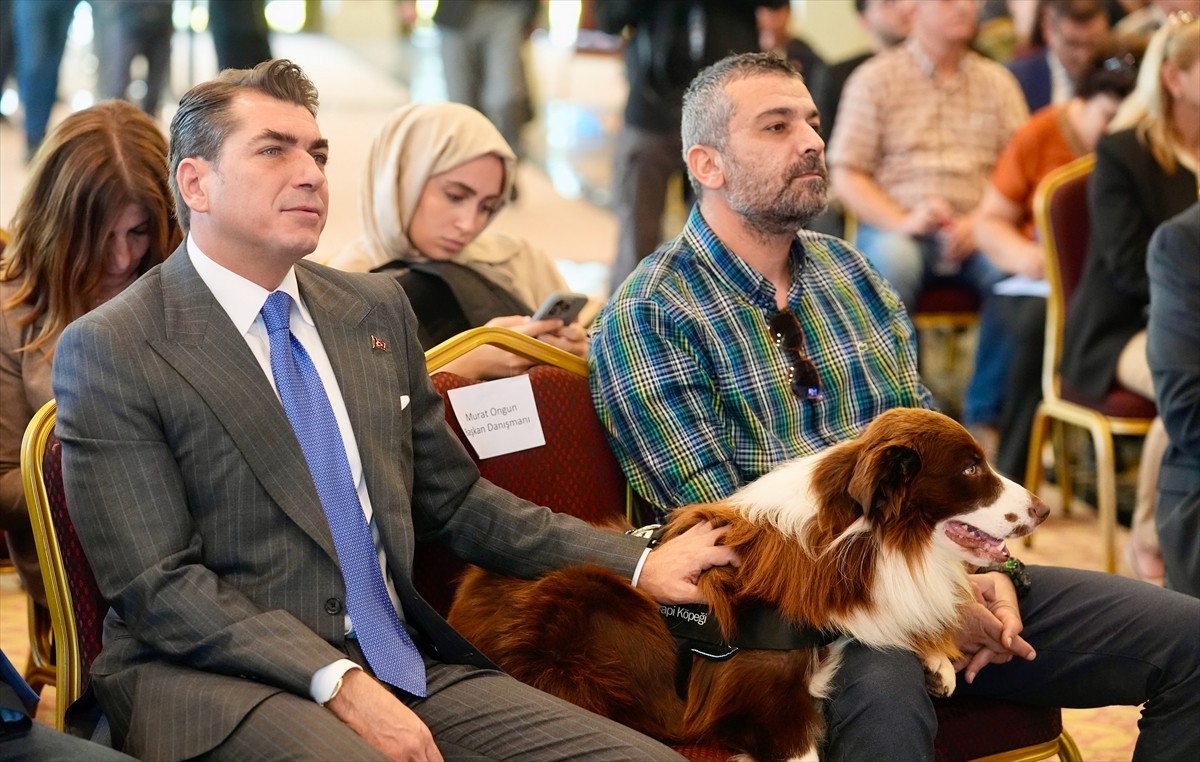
[{"x1": 728, "y1": 156, "x2": 829, "y2": 236}]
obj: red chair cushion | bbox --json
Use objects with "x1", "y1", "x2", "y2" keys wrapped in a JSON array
[
  {"x1": 1047, "y1": 171, "x2": 1091, "y2": 309},
  {"x1": 933, "y1": 695, "x2": 1063, "y2": 762},
  {"x1": 433, "y1": 366, "x2": 627, "y2": 523},
  {"x1": 1061, "y1": 380, "x2": 1158, "y2": 419},
  {"x1": 414, "y1": 366, "x2": 629, "y2": 617},
  {"x1": 915, "y1": 286, "x2": 981, "y2": 315},
  {"x1": 673, "y1": 742, "x2": 732, "y2": 761},
  {"x1": 43, "y1": 431, "x2": 106, "y2": 694}
]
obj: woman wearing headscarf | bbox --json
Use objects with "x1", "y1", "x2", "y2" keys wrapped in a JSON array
[{"x1": 331, "y1": 102, "x2": 587, "y2": 380}]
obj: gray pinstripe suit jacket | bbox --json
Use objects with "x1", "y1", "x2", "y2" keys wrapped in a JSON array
[{"x1": 51, "y1": 246, "x2": 647, "y2": 760}]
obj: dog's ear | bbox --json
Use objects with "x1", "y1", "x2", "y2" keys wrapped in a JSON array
[{"x1": 847, "y1": 444, "x2": 921, "y2": 519}]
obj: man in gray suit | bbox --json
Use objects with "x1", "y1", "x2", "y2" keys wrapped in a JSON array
[
  {"x1": 1148, "y1": 202, "x2": 1200, "y2": 598},
  {"x1": 51, "y1": 59, "x2": 733, "y2": 761}
]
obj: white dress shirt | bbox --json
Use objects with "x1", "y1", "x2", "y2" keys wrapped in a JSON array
[{"x1": 187, "y1": 237, "x2": 392, "y2": 702}]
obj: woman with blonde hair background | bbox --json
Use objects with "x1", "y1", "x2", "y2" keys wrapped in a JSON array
[
  {"x1": 1061, "y1": 13, "x2": 1199, "y2": 583},
  {"x1": 0, "y1": 99, "x2": 180, "y2": 608},
  {"x1": 332, "y1": 102, "x2": 587, "y2": 380}
]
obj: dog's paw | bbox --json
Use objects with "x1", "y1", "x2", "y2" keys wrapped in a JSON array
[{"x1": 923, "y1": 654, "x2": 957, "y2": 697}]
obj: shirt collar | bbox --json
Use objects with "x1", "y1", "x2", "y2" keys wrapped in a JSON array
[
  {"x1": 905, "y1": 37, "x2": 967, "y2": 86},
  {"x1": 1047, "y1": 49, "x2": 1073, "y2": 103},
  {"x1": 683, "y1": 205, "x2": 807, "y2": 313},
  {"x1": 186, "y1": 235, "x2": 314, "y2": 335}
]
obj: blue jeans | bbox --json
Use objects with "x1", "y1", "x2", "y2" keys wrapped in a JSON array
[
  {"x1": 855, "y1": 221, "x2": 1010, "y2": 426},
  {"x1": 13, "y1": 0, "x2": 75, "y2": 154},
  {"x1": 824, "y1": 566, "x2": 1200, "y2": 761}
]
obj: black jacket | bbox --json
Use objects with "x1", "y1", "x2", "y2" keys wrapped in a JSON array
[{"x1": 595, "y1": 0, "x2": 784, "y2": 134}]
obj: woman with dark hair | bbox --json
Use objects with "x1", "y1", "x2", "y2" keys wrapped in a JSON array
[
  {"x1": 0, "y1": 98, "x2": 180, "y2": 607},
  {"x1": 974, "y1": 35, "x2": 1143, "y2": 484},
  {"x1": 331, "y1": 102, "x2": 587, "y2": 380}
]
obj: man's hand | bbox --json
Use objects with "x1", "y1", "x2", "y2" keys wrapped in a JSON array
[
  {"x1": 941, "y1": 214, "x2": 978, "y2": 262},
  {"x1": 901, "y1": 198, "x2": 954, "y2": 236},
  {"x1": 636, "y1": 520, "x2": 740, "y2": 604},
  {"x1": 326, "y1": 669, "x2": 443, "y2": 761},
  {"x1": 953, "y1": 572, "x2": 1036, "y2": 683}
]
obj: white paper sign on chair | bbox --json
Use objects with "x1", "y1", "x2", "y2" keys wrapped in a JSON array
[{"x1": 446, "y1": 375, "x2": 546, "y2": 459}]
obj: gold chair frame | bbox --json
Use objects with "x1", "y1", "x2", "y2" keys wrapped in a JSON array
[
  {"x1": 1024, "y1": 154, "x2": 1153, "y2": 573},
  {"x1": 974, "y1": 734, "x2": 1082, "y2": 762},
  {"x1": 21, "y1": 399, "x2": 76, "y2": 730},
  {"x1": 426, "y1": 325, "x2": 589, "y2": 376}
]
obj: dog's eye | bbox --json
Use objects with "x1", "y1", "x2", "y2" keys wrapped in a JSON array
[{"x1": 963, "y1": 463, "x2": 979, "y2": 477}]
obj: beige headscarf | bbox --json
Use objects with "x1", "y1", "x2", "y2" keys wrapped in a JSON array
[{"x1": 333, "y1": 102, "x2": 518, "y2": 272}]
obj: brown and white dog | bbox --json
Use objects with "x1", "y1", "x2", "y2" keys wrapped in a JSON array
[{"x1": 449, "y1": 408, "x2": 1048, "y2": 761}]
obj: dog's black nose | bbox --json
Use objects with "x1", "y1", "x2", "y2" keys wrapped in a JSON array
[{"x1": 1030, "y1": 495, "x2": 1050, "y2": 523}]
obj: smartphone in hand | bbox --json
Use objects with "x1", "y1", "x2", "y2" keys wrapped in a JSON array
[{"x1": 530, "y1": 292, "x2": 589, "y2": 324}]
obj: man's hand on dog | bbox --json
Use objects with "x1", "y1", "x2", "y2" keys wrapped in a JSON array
[
  {"x1": 953, "y1": 572, "x2": 1037, "y2": 684},
  {"x1": 636, "y1": 520, "x2": 740, "y2": 604}
]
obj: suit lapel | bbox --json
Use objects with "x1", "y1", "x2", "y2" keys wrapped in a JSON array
[
  {"x1": 149, "y1": 249, "x2": 337, "y2": 560},
  {"x1": 296, "y1": 264, "x2": 409, "y2": 559}
]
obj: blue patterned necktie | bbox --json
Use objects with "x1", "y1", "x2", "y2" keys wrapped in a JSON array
[{"x1": 261, "y1": 291, "x2": 426, "y2": 697}]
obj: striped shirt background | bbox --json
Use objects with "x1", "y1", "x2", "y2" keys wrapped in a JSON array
[
  {"x1": 827, "y1": 38, "x2": 1029, "y2": 216},
  {"x1": 591, "y1": 206, "x2": 934, "y2": 518}
]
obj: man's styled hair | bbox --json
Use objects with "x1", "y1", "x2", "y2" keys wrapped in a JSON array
[
  {"x1": 1046, "y1": 0, "x2": 1106, "y2": 24},
  {"x1": 680, "y1": 52, "x2": 804, "y2": 197},
  {"x1": 1031, "y1": 0, "x2": 1106, "y2": 47},
  {"x1": 168, "y1": 58, "x2": 320, "y2": 230}
]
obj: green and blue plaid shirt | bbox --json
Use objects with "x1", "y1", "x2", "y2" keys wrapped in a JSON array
[{"x1": 590, "y1": 205, "x2": 934, "y2": 519}]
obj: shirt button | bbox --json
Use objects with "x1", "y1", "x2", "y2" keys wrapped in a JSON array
[{"x1": 324, "y1": 598, "x2": 343, "y2": 615}]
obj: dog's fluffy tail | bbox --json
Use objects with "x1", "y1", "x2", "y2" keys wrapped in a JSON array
[{"x1": 449, "y1": 564, "x2": 684, "y2": 741}]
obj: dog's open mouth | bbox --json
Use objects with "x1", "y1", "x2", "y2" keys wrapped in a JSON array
[{"x1": 944, "y1": 521, "x2": 1010, "y2": 563}]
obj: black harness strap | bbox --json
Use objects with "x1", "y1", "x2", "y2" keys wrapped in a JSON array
[{"x1": 636, "y1": 525, "x2": 841, "y2": 699}]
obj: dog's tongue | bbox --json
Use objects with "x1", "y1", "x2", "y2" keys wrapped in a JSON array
[{"x1": 944, "y1": 521, "x2": 1010, "y2": 563}]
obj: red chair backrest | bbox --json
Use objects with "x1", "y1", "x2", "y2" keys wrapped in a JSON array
[
  {"x1": 42, "y1": 430, "x2": 106, "y2": 694},
  {"x1": 1043, "y1": 163, "x2": 1092, "y2": 309},
  {"x1": 435, "y1": 365, "x2": 628, "y2": 523},
  {"x1": 412, "y1": 365, "x2": 630, "y2": 616}
]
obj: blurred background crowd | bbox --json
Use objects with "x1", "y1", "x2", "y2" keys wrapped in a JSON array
[{"x1": 1, "y1": 3, "x2": 1198, "y2": 754}]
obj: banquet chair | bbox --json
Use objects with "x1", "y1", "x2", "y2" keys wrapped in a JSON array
[
  {"x1": 415, "y1": 327, "x2": 636, "y2": 616},
  {"x1": 23, "y1": 599, "x2": 56, "y2": 695},
  {"x1": 21, "y1": 399, "x2": 107, "y2": 731},
  {"x1": 421, "y1": 328, "x2": 1078, "y2": 762},
  {"x1": 843, "y1": 209, "x2": 981, "y2": 377},
  {"x1": 1025, "y1": 154, "x2": 1156, "y2": 572}
]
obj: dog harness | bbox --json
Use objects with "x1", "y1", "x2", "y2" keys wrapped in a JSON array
[{"x1": 635, "y1": 525, "x2": 841, "y2": 699}]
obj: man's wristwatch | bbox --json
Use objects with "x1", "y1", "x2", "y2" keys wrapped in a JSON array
[{"x1": 980, "y1": 557, "x2": 1032, "y2": 599}]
